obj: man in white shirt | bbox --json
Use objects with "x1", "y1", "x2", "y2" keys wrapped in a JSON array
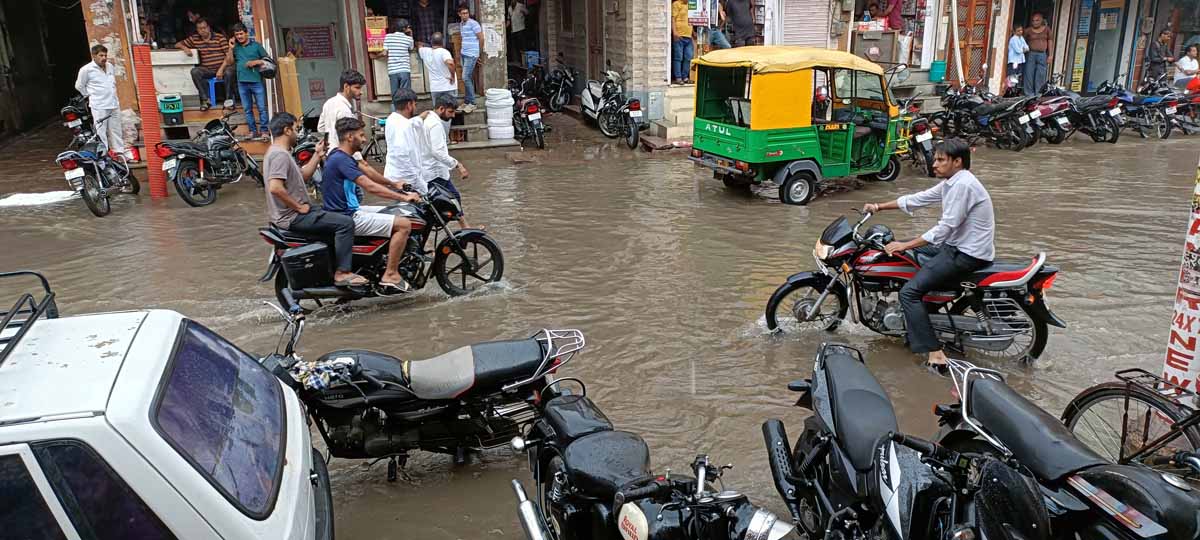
[
  {"x1": 417, "y1": 94, "x2": 473, "y2": 227},
  {"x1": 383, "y1": 88, "x2": 426, "y2": 192},
  {"x1": 317, "y1": 69, "x2": 392, "y2": 184},
  {"x1": 418, "y1": 32, "x2": 457, "y2": 109},
  {"x1": 508, "y1": 0, "x2": 529, "y2": 56},
  {"x1": 75, "y1": 45, "x2": 132, "y2": 160},
  {"x1": 1175, "y1": 44, "x2": 1199, "y2": 88}
]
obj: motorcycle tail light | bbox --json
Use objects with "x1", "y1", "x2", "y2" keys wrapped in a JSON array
[
  {"x1": 914, "y1": 123, "x2": 928, "y2": 134},
  {"x1": 1108, "y1": 97, "x2": 1119, "y2": 108},
  {"x1": 735, "y1": 160, "x2": 750, "y2": 172},
  {"x1": 629, "y1": 100, "x2": 641, "y2": 111},
  {"x1": 297, "y1": 150, "x2": 313, "y2": 164},
  {"x1": 525, "y1": 102, "x2": 539, "y2": 114},
  {"x1": 154, "y1": 145, "x2": 174, "y2": 159},
  {"x1": 64, "y1": 112, "x2": 78, "y2": 121},
  {"x1": 1167, "y1": 101, "x2": 1178, "y2": 108},
  {"x1": 59, "y1": 159, "x2": 79, "y2": 170}
]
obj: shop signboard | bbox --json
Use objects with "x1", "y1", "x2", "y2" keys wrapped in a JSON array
[
  {"x1": 1071, "y1": 37, "x2": 1088, "y2": 92},
  {"x1": 689, "y1": 0, "x2": 710, "y2": 26},
  {"x1": 366, "y1": 16, "x2": 388, "y2": 53},
  {"x1": 283, "y1": 26, "x2": 337, "y2": 59}
]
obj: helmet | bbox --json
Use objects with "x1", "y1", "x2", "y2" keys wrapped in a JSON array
[{"x1": 864, "y1": 224, "x2": 894, "y2": 245}]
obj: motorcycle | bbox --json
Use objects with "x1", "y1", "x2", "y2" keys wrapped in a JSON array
[
  {"x1": 54, "y1": 115, "x2": 141, "y2": 217},
  {"x1": 257, "y1": 183, "x2": 505, "y2": 309},
  {"x1": 763, "y1": 343, "x2": 1050, "y2": 540},
  {"x1": 258, "y1": 298, "x2": 584, "y2": 478},
  {"x1": 154, "y1": 110, "x2": 264, "y2": 207},
  {"x1": 897, "y1": 95, "x2": 936, "y2": 177},
  {"x1": 509, "y1": 386, "x2": 794, "y2": 540},
  {"x1": 514, "y1": 96, "x2": 548, "y2": 149},
  {"x1": 291, "y1": 114, "x2": 325, "y2": 203},
  {"x1": 933, "y1": 87, "x2": 1036, "y2": 151},
  {"x1": 932, "y1": 357, "x2": 1200, "y2": 539},
  {"x1": 541, "y1": 57, "x2": 579, "y2": 113},
  {"x1": 1041, "y1": 82, "x2": 1123, "y2": 143},
  {"x1": 1097, "y1": 80, "x2": 1174, "y2": 139},
  {"x1": 580, "y1": 63, "x2": 644, "y2": 149},
  {"x1": 60, "y1": 95, "x2": 94, "y2": 148},
  {"x1": 764, "y1": 211, "x2": 1065, "y2": 362},
  {"x1": 1025, "y1": 77, "x2": 1076, "y2": 144}
]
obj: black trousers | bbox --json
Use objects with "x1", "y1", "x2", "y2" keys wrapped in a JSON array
[
  {"x1": 900, "y1": 244, "x2": 990, "y2": 354},
  {"x1": 190, "y1": 65, "x2": 238, "y2": 103},
  {"x1": 288, "y1": 210, "x2": 355, "y2": 272}
]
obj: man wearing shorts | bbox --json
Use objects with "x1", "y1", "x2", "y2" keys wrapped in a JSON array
[{"x1": 322, "y1": 117, "x2": 421, "y2": 291}]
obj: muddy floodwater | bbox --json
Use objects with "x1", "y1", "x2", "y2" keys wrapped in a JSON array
[{"x1": 2, "y1": 129, "x2": 1196, "y2": 538}]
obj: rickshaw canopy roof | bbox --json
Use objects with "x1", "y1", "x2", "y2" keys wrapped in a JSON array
[{"x1": 693, "y1": 46, "x2": 885, "y2": 76}]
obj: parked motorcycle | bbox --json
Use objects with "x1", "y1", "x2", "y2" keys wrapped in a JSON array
[
  {"x1": 509, "y1": 387, "x2": 794, "y2": 540},
  {"x1": 155, "y1": 110, "x2": 264, "y2": 207},
  {"x1": 763, "y1": 343, "x2": 1050, "y2": 540},
  {"x1": 764, "y1": 211, "x2": 1064, "y2": 362},
  {"x1": 60, "y1": 95, "x2": 94, "y2": 148},
  {"x1": 1097, "y1": 80, "x2": 1173, "y2": 139},
  {"x1": 514, "y1": 96, "x2": 548, "y2": 149},
  {"x1": 541, "y1": 58, "x2": 579, "y2": 113},
  {"x1": 897, "y1": 95, "x2": 936, "y2": 177},
  {"x1": 259, "y1": 298, "x2": 582, "y2": 478},
  {"x1": 291, "y1": 111, "x2": 325, "y2": 202},
  {"x1": 580, "y1": 63, "x2": 644, "y2": 149},
  {"x1": 1027, "y1": 77, "x2": 1076, "y2": 144},
  {"x1": 55, "y1": 115, "x2": 141, "y2": 217},
  {"x1": 934, "y1": 87, "x2": 1036, "y2": 151},
  {"x1": 931, "y1": 357, "x2": 1200, "y2": 539},
  {"x1": 258, "y1": 183, "x2": 504, "y2": 309},
  {"x1": 1043, "y1": 82, "x2": 1123, "y2": 143}
]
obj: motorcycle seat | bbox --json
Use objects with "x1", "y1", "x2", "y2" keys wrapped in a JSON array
[
  {"x1": 543, "y1": 395, "x2": 614, "y2": 442},
  {"x1": 824, "y1": 351, "x2": 897, "y2": 472},
  {"x1": 562, "y1": 430, "x2": 651, "y2": 498},
  {"x1": 404, "y1": 338, "x2": 546, "y2": 400},
  {"x1": 968, "y1": 378, "x2": 1106, "y2": 482},
  {"x1": 162, "y1": 141, "x2": 207, "y2": 152},
  {"x1": 973, "y1": 102, "x2": 1011, "y2": 117},
  {"x1": 911, "y1": 249, "x2": 1046, "y2": 288}
]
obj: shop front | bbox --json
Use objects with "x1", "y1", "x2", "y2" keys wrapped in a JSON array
[
  {"x1": 1066, "y1": 0, "x2": 1136, "y2": 92},
  {"x1": 273, "y1": 0, "x2": 353, "y2": 112}
]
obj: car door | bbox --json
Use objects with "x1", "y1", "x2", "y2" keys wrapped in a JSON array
[{"x1": 0, "y1": 443, "x2": 79, "y2": 539}]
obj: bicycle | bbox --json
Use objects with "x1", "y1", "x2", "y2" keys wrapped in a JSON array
[
  {"x1": 360, "y1": 113, "x2": 387, "y2": 165},
  {"x1": 1062, "y1": 368, "x2": 1200, "y2": 481}
]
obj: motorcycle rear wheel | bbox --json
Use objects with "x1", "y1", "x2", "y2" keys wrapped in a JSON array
[
  {"x1": 1062, "y1": 383, "x2": 1200, "y2": 481},
  {"x1": 433, "y1": 234, "x2": 505, "y2": 296},
  {"x1": 624, "y1": 117, "x2": 639, "y2": 149},
  {"x1": 1101, "y1": 113, "x2": 1121, "y2": 144},
  {"x1": 534, "y1": 126, "x2": 546, "y2": 149},
  {"x1": 1044, "y1": 121, "x2": 1070, "y2": 144},
  {"x1": 79, "y1": 174, "x2": 111, "y2": 217},
  {"x1": 949, "y1": 296, "x2": 1047, "y2": 362},
  {"x1": 598, "y1": 111, "x2": 621, "y2": 138},
  {"x1": 172, "y1": 161, "x2": 218, "y2": 207}
]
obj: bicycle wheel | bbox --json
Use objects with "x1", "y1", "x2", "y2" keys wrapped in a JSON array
[{"x1": 1063, "y1": 382, "x2": 1200, "y2": 478}]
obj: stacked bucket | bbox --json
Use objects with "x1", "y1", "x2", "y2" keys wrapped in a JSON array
[{"x1": 486, "y1": 88, "x2": 514, "y2": 140}]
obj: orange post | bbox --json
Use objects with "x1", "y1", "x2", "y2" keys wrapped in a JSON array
[
  {"x1": 132, "y1": 44, "x2": 168, "y2": 198},
  {"x1": 1166, "y1": 156, "x2": 1200, "y2": 392}
]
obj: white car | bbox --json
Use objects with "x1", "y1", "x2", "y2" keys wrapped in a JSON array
[{"x1": 0, "y1": 271, "x2": 334, "y2": 539}]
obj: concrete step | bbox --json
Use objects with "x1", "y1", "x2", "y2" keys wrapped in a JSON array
[
  {"x1": 668, "y1": 110, "x2": 694, "y2": 127},
  {"x1": 665, "y1": 84, "x2": 696, "y2": 100},
  {"x1": 650, "y1": 119, "x2": 693, "y2": 139}
]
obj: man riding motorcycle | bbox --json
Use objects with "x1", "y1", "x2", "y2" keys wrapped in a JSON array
[
  {"x1": 321, "y1": 116, "x2": 421, "y2": 292},
  {"x1": 862, "y1": 138, "x2": 996, "y2": 369}
]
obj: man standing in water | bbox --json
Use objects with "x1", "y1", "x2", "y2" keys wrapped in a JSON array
[
  {"x1": 1023, "y1": 13, "x2": 1052, "y2": 96},
  {"x1": 862, "y1": 139, "x2": 995, "y2": 369},
  {"x1": 75, "y1": 45, "x2": 133, "y2": 160}
]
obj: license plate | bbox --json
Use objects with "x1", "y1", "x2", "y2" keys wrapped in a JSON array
[
  {"x1": 1029, "y1": 110, "x2": 1042, "y2": 119},
  {"x1": 64, "y1": 168, "x2": 85, "y2": 180},
  {"x1": 915, "y1": 132, "x2": 933, "y2": 143},
  {"x1": 66, "y1": 119, "x2": 82, "y2": 128},
  {"x1": 527, "y1": 112, "x2": 542, "y2": 122},
  {"x1": 162, "y1": 158, "x2": 177, "y2": 171},
  {"x1": 1019, "y1": 114, "x2": 1030, "y2": 124},
  {"x1": 629, "y1": 110, "x2": 643, "y2": 118},
  {"x1": 1167, "y1": 106, "x2": 1178, "y2": 114},
  {"x1": 1108, "y1": 108, "x2": 1121, "y2": 117},
  {"x1": 1055, "y1": 116, "x2": 1069, "y2": 126}
]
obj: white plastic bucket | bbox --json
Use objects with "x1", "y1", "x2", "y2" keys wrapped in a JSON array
[
  {"x1": 487, "y1": 116, "x2": 513, "y2": 128},
  {"x1": 485, "y1": 88, "x2": 512, "y2": 101},
  {"x1": 488, "y1": 125, "x2": 516, "y2": 139}
]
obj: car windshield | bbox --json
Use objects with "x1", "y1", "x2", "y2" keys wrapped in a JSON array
[{"x1": 154, "y1": 320, "x2": 285, "y2": 519}]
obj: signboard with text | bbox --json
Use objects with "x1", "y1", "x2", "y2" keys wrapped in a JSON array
[
  {"x1": 688, "y1": 0, "x2": 710, "y2": 26},
  {"x1": 283, "y1": 26, "x2": 336, "y2": 59},
  {"x1": 1165, "y1": 158, "x2": 1200, "y2": 392}
]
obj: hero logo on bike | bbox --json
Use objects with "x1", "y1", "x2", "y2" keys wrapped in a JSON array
[
  {"x1": 705, "y1": 124, "x2": 732, "y2": 136},
  {"x1": 617, "y1": 503, "x2": 649, "y2": 540}
]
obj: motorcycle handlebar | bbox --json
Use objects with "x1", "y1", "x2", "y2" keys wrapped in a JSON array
[{"x1": 613, "y1": 479, "x2": 679, "y2": 508}]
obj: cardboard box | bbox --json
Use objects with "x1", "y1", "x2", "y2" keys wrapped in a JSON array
[{"x1": 366, "y1": 16, "x2": 388, "y2": 53}]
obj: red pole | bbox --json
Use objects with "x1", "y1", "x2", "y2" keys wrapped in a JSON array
[
  {"x1": 132, "y1": 44, "x2": 168, "y2": 198},
  {"x1": 1166, "y1": 157, "x2": 1200, "y2": 392}
]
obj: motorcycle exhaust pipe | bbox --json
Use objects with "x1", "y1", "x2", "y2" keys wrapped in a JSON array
[
  {"x1": 761, "y1": 420, "x2": 804, "y2": 521},
  {"x1": 511, "y1": 479, "x2": 550, "y2": 540}
]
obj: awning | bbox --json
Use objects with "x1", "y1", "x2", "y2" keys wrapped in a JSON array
[{"x1": 693, "y1": 46, "x2": 885, "y2": 76}]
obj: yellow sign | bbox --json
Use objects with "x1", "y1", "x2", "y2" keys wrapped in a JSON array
[
  {"x1": 1071, "y1": 38, "x2": 1088, "y2": 92},
  {"x1": 366, "y1": 16, "x2": 388, "y2": 53}
]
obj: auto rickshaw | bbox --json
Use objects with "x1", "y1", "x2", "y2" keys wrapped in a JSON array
[{"x1": 688, "y1": 46, "x2": 906, "y2": 205}]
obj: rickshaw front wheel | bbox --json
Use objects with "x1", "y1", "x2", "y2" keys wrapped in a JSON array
[{"x1": 779, "y1": 171, "x2": 816, "y2": 206}]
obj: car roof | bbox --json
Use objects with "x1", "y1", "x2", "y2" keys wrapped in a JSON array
[{"x1": 0, "y1": 310, "x2": 153, "y2": 427}]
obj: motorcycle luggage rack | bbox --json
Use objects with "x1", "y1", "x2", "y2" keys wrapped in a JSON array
[
  {"x1": 945, "y1": 357, "x2": 1012, "y2": 456},
  {"x1": 0, "y1": 271, "x2": 59, "y2": 365},
  {"x1": 504, "y1": 329, "x2": 586, "y2": 392},
  {"x1": 1115, "y1": 368, "x2": 1197, "y2": 408}
]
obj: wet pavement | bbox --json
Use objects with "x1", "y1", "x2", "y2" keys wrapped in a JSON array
[{"x1": 2, "y1": 121, "x2": 1198, "y2": 538}]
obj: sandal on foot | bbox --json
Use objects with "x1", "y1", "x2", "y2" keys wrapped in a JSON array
[
  {"x1": 379, "y1": 280, "x2": 411, "y2": 293},
  {"x1": 334, "y1": 275, "x2": 369, "y2": 287}
]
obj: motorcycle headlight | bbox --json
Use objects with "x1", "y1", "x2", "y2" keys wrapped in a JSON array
[
  {"x1": 743, "y1": 508, "x2": 794, "y2": 540},
  {"x1": 814, "y1": 240, "x2": 833, "y2": 260}
]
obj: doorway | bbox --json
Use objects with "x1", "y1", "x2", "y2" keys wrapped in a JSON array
[
  {"x1": 951, "y1": 0, "x2": 994, "y2": 85},
  {"x1": 273, "y1": 0, "x2": 348, "y2": 112},
  {"x1": 1073, "y1": 0, "x2": 1130, "y2": 92},
  {"x1": 586, "y1": 0, "x2": 604, "y2": 79}
]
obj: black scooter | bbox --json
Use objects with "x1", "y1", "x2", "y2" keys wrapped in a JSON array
[
  {"x1": 509, "y1": 384, "x2": 794, "y2": 540},
  {"x1": 260, "y1": 298, "x2": 585, "y2": 479}
]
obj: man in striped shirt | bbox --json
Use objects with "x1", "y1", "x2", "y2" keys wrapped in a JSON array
[
  {"x1": 379, "y1": 19, "x2": 414, "y2": 97},
  {"x1": 177, "y1": 18, "x2": 235, "y2": 111}
]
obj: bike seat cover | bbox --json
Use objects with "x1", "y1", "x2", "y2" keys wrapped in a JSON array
[
  {"x1": 562, "y1": 430, "x2": 651, "y2": 498},
  {"x1": 405, "y1": 339, "x2": 545, "y2": 400},
  {"x1": 968, "y1": 378, "x2": 1106, "y2": 482},
  {"x1": 825, "y1": 352, "x2": 897, "y2": 471},
  {"x1": 544, "y1": 395, "x2": 614, "y2": 442}
]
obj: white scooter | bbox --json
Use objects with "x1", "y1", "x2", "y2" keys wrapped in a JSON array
[{"x1": 580, "y1": 62, "x2": 645, "y2": 149}]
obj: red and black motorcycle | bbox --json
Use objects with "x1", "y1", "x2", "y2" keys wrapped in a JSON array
[
  {"x1": 765, "y1": 211, "x2": 1064, "y2": 362},
  {"x1": 258, "y1": 184, "x2": 504, "y2": 310}
]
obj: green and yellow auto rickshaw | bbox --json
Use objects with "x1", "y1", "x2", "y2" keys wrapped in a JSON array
[{"x1": 688, "y1": 46, "x2": 905, "y2": 205}]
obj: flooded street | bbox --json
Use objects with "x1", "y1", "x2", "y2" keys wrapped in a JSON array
[{"x1": 1, "y1": 129, "x2": 1196, "y2": 538}]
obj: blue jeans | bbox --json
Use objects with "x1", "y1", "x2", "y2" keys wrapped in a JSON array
[
  {"x1": 389, "y1": 72, "x2": 412, "y2": 98},
  {"x1": 238, "y1": 81, "x2": 268, "y2": 135},
  {"x1": 709, "y1": 28, "x2": 732, "y2": 49},
  {"x1": 1023, "y1": 52, "x2": 1047, "y2": 96},
  {"x1": 672, "y1": 37, "x2": 694, "y2": 81},
  {"x1": 461, "y1": 55, "x2": 478, "y2": 104}
]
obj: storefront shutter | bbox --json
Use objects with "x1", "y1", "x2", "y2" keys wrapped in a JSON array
[{"x1": 781, "y1": 0, "x2": 830, "y2": 48}]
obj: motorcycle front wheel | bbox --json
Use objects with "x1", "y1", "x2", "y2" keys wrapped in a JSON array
[
  {"x1": 433, "y1": 233, "x2": 505, "y2": 296},
  {"x1": 79, "y1": 174, "x2": 111, "y2": 217},
  {"x1": 764, "y1": 277, "x2": 847, "y2": 333},
  {"x1": 172, "y1": 161, "x2": 218, "y2": 207},
  {"x1": 121, "y1": 170, "x2": 141, "y2": 194},
  {"x1": 1151, "y1": 109, "x2": 1173, "y2": 139},
  {"x1": 550, "y1": 89, "x2": 569, "y2": 112}
]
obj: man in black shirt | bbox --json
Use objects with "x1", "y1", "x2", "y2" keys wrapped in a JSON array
[
  {"x1": 1146, "y1": 29, "x2": 1175, "y2": 84},
  {"x1": 725, "y1": 0, "x2": 756, "y2": 46}
]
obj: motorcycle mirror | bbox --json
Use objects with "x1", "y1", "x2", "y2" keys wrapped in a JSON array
[
  {"x1": 263, "y1": 300, "x2": 292, "y2": 321},
  {"x1": 896, "y1": 66, "x2": 911, "y2": 84}
]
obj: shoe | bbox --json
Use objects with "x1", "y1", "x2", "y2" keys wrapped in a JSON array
[
  {"x1": 200, "y1": 101, "x2": 211, "y2": 111},
  {"x1": 464, "y1": 104, "x2": 477, "y2": 113},
  {"x1": 223, "y1": 99, "x2": 236, "y2": 109}
]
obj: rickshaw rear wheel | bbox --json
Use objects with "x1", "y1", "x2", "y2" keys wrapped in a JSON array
[
  {"x1": 779, "y1": 171, "x2": 816, "y2": 206},
  {"x1": 868, "y1": 155, "x2": 901, "y2": 182}
]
